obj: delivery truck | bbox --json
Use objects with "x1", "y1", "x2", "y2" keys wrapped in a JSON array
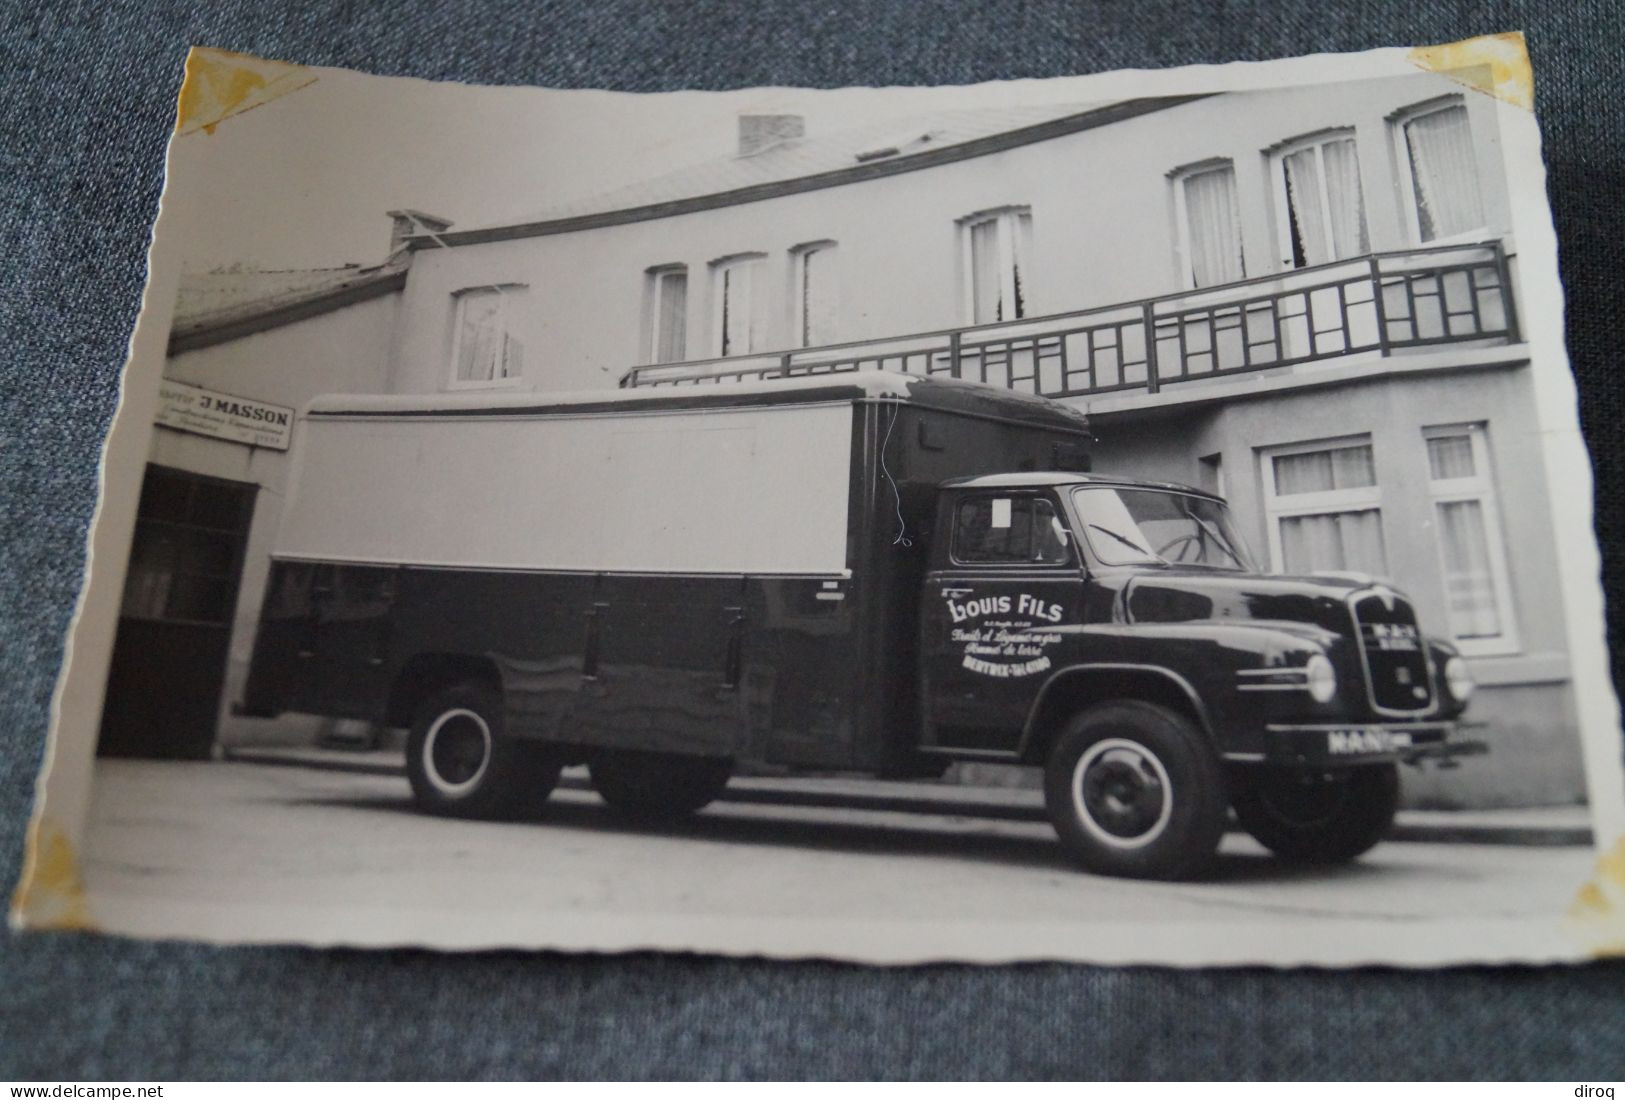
[{"x1": 241, "y1": 370, "x2": 1480, "y2": 879}]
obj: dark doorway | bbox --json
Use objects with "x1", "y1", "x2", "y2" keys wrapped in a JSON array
[{"x1": 98, "y1": 464, "x2": 257, "y2": 759}]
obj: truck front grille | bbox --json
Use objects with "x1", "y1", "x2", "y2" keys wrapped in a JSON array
[{"x1": 1350, "y1": 590, "x2": 1433, "y2": 715}]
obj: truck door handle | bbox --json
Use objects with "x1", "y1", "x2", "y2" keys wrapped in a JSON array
[
  {"x1": 369, "y1": 572, "x2": 398, "y2": 666},
  {"x1": 720, "y1": 607, "x2": 745, "y2": 690},
  {"x1": 582, "y1": 602, "x2": 607, "y2": 679},
  {"x1": 297, "y1": 588, "x2": 326, "y2": 658}
]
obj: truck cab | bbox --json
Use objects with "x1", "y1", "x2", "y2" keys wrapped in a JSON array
[{"x1": 921, "y1": 472, "x2": 1479, "y2": 879}]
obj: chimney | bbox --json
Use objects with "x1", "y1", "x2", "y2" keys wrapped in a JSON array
[
  {"x1": 387, "y1": 209, "x2": 453, "y2": 254},
  {"x1": 737, "y1": 114, "x2": 804, "y2": 157}
]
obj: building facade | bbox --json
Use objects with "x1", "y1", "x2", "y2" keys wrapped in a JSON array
[
  {"x1": 128, "y1": 71, "x2": 1581, "y2": 805},
  {"x1": 101, "y1": 246, "x2": 409, "y2": 756}
]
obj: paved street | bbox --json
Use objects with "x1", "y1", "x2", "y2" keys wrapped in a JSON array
[{"x1": 78, "y1": 760, "x2": 1598, "y2": 964}]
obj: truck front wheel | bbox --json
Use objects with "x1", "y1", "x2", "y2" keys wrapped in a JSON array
[
  {"x1": 1231, "y1": 764, "x2": 1399, "y2": 864},
  {"x1": 1044, "y1": 701, "x2": 1228, "y2": 880},
  {"x1": 590, "y1": 751, "x2": 731, "y2": 820},
  {"x1": 406, "y1": 682, "x2": 563, "y2": 819}
]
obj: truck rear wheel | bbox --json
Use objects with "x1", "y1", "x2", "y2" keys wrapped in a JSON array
[
  {"x1": 406, "y1": 682, "x2": 563, "y2": 819},
  {"x1": 1043, "y1": 701, "x2": 1227, "y2": 880},
  {"x1": 590, "y1": 751, "x2": 731, "y2": 820},
  {"x1": 1231, "y1": 764, "x2": 1399, "y2": 864}
]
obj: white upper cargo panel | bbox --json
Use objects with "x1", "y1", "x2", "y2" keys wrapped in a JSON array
[{"x1": 276, "y1": 397, "x2": 858, "y2": 577}]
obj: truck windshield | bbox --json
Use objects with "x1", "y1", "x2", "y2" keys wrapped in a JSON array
[{"x1": 1072, "y1": 487, "x2": 1256, "y2": 571}]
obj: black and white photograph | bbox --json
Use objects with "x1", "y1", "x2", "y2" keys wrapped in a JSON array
[{"x1": 13, "y1": 33, "x2": 1624, "y2": 964}]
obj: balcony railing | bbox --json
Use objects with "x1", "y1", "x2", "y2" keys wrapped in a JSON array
[{"x1": 620, "y1": 241, "x2": 1521, "y2": 399}]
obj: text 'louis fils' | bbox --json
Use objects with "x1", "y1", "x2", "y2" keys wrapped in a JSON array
[{"x1": 946, "y1": 593, "x2": 1065, "y2": 624}]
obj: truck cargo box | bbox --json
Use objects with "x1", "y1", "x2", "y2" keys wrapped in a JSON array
[{"x1": 245, "y1": 371, "x2": 1092, "y2": 774}]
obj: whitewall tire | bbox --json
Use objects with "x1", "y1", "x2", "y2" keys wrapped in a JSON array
[
  {"x1": 406, "y1": 681, "x2": 563, "y2": 819},
  {"x1": 1044, "y1": 700, "x2": 1228, "y2": 880}
]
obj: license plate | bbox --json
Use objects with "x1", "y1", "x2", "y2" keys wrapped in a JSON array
[{"x1": 1326, "y1": 728, "x2": 1414, "y2": 755}]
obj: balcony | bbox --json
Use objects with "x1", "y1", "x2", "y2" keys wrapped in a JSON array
[{"x1": 620, "y1": 241, "x2": 1521, "y2": 399}]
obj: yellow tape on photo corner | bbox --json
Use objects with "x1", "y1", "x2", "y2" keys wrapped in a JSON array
[
  {"x1": 175, "y1": 46, "x2": 318, "y2": 136},
  {"x1": 10, "y1": 816, "x2": 96, "y2": 932},
  {"x1": 1570, "y1": 834, "x2": 1625, "y2": 957},
  {"x1": 1408, "y1": 32, "x2": 1534, "y2": 111}
]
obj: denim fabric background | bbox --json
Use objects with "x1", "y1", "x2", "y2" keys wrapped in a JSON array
[{"x1": 2, "y1": 0, "x2": 1622, "y2": 1080}]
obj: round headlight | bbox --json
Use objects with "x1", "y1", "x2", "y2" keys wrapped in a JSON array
[
  {"x1": 1444, "y1": 655, "x2": 1475, "y2": 703},
  {"x1": 1305, "y1": 653, "x2": 1337, "y2": 703}
]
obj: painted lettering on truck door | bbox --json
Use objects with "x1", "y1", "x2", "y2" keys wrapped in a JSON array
[{"x1": 922, "y1": 492, "x2": 1082, "y2": 752}]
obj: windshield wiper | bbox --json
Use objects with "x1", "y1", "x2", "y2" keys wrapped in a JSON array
[
  {"x1": 1185, "y1": 511, "x2": 1243, "y2": 567},
  {"x1": 1087, "y1": 523, "x2": 1164, "y2": 563}
]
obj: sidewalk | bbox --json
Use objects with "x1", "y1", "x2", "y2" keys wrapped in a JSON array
[{"x1": 221, "y1": 744, "x2": 1596, "y2": 847}]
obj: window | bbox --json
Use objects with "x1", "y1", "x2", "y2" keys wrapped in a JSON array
[
  {"x1": 450, "y1": 285, "x2": 525, "y2": 387},
  {"x1": 645, "y1": 265, "x2": 688, "y2": 364},
  {"x1": 1424, "y1": 424, "x2": 1517, "y2": 653},
  {"x1": 1271, "y1": 132, "x2": 1369, "y2": 268},
  {"x1": 791, "y1": 242, "x2": 838, "y2": 347},
  {"x1": 119, "y1": 467, "x2": 252, "y2": 626},
  {"x1": 711, "y1": 253, "x2": 766, "y2": 356},
  {"x1": 960, "y1": 207, "x2": 1031, "y2": 324},
  {"x1": 952, "y1": 495, "x2": 1070, "y2": 565},
  {"x1": 1261, "y1": 437, "x2": 1388, "y2": 576},
  {"x1": 1172, "y1": 162, "x2": 1246, "y2": 288},
  {"x1": 1394, "y1": 99, "x2": 1486, "y2": 243}
]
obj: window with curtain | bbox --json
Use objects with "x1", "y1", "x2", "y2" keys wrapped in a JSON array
[
  {"x1": 451, "y1": 285, "x2": 526, "y2": 386},
  {"x1": 1174, "y1": 162, "x2": 1246, "y2": 289},
  {"x1": 1397, "y1": 101, "x2": 1486, "y2": 242},
  {"x1": 1424, "y1": 423, "x2": 1517, "y2": 652},
  {"x1": 961, "y1": 208, "x2": 1030, "y2": 324},
  {"x1": 645, "y1": 265, "x2": 688, "y2": 364},
  {"x1": 793, "y1": 242, "x2": 838, "y2": 347},
  {"x1": 1274, "y1": 132, "x2": 1370, "y2": 268},
  {"x1": 711, "y1": 254, "x2": 765, "y2": 357},
  {"x1": 1262, "y1": 438, "x2": 1388, "y2": 576}
]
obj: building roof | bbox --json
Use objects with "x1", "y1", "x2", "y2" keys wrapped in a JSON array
[
  {"x1": 418, "y1": 95, "x2": 1203, "y2": 249},
  {"x1": 169, "y1": 258, "x2": 408, "y2": 355},
  {"x1": 469, "y1": 103, "x2": 1102, "y2": 229},
  {"x1": 167, "y1": 96, "x2": 1202, "y2": 353}
]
